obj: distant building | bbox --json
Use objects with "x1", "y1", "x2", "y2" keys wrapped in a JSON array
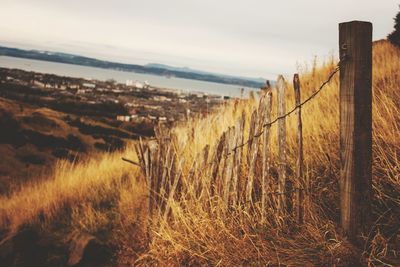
[
  {"x1": 148, "y1": 115, "x2": 157, "y2": 120},
  {"x1": 135, "y1": 81, "x2": 144, "y2": 89},
  {"x1": 33, "y1": 80, "x2": 45, "y2": 88},
  {"x1": 126, "y1": 80, "x2": 146, "y2": 89},
  {"x1": 82, "y1": 82, "x2": 96, "y2": 89},
  {"x1": 153, "y1": 96, "x2": 171, "y2": 102},
  {"x1": 116, "y1": 115, "x2": 131, "y2": 122}
]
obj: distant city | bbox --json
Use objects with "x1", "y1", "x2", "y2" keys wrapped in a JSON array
[{"x1": 0, "y1": 67, "x2": 227, "y2": 126}]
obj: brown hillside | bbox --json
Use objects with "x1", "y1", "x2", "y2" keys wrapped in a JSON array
[
  {"x1": 0, "y1": 97, "x2": 132, "y2": 194},
  {"x1": 0, "y1": 40, "x2": 398, "y2": 266}
]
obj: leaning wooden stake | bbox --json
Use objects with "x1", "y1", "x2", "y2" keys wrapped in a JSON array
[
  {"x1": 247, "y1": 110, "x2": 257, "y2": 166},
  {"x1": 232, "y1": 113, "x2": 245, "y2": 206},
  {"x1": 210, "y1": 132, "x2": 226, "y2": 196},
  {"x1": 223, "y1": 127, "x2": 235, "y2": 210},
  {"x1": 293, "y1": 74, "x2": 305, "y2": 224},
  {"x1": 163, "y1": 157, "x2": 185, "y2": 221},
  {"x1": 277, "y1": 75, "x2": 287, "y2": 218},
  {"x1": 339, "y1": 21, "x2": 373, "y2": 243},
  {"x1": 246, "y1": 109, "x2": 259, "y2": 208}
]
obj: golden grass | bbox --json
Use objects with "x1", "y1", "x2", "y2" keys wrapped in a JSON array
[
  {"x1": 133, "y1": 40, "x2": 400, "y2": 266},
  {"x1": 0, "y1": 40, "x2": 398, "y2": 266},
  {"x1": 0, "y1": 144, "x2": 144, "y2": 234}
]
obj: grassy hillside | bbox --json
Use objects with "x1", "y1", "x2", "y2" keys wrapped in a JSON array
[
  {"x1": 0, "y1": 98, "x2": 97, "y2": 193},
  {"x1": 0, "y1": 96, "x2": 139, "y2": 194},
  {"x1": 132, "y1": 40, "x2": 399, "y2": 266},
  {"x1": 0, "y1": 40, "x2": 399, "y2": 266}
]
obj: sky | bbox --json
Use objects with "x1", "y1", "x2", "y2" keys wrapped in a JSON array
[{"x1": 0, "y1": 0, "x2": 398, "y2": 79}]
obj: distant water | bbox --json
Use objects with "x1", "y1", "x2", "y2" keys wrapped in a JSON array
[{"x1": 0, "y1": 56, "x2": 257, "y2": 97}]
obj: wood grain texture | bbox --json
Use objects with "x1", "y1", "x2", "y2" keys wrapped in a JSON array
[
  {"x1": 339, "y1": 21, "x2": 372, "y2": 243},
  {"x1": 293, "y1": 74, "x2": 304, "y2": 224},
  {"x1": 277, "y1": 75, "x2": 287, "y2": 216},
  {"x1": 247, "y1": 109, "x2": 257, "y2": 166},
  {"x1": 197, "y1": 144, "x2": 209, "y2": 199},
  {"x1": 246, "y1": 109, "x2": 260, "y2": 208},
  {"x1": 261, "y1": 90, "x2": 272, "y2": 221},
  {"x1": 223, "y1": 127, "x2": 235, "y2": 209},
  {"x1": 163, "y1": 157, "x2": 185, "y2": 221},
  {"x1": 210, "y1": 131, "x2": 226, "y2": 196},
  {"x1": 232, "y1": 112, "x2": 245, "y2": 205}
]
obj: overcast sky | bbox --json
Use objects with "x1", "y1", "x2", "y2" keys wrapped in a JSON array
[{"x1": 0, "y1": 0, "x2": 398, "y2": 79}]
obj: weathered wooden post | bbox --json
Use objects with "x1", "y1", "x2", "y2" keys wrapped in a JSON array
[
  {"x1": 277, "y1": 75, "x2": 287, "y2": 217},
  {"x1": 232, "y1": 112, "x2": 245, "y2": 206},
  {"x1": 339, "y1": 21, "x2": 373, "y2": 243},
  {"x1": 261, "y1": 89, "x2": 272, "y2": 222},
  {"x1": 293, "y1": 74, "x2": 304, "y2": 224}
]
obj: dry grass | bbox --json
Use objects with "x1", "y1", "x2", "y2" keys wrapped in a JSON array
[
  {"x1": 0, "y1": 144, "x2": 145, "y2": 234},
  {"x1": 131, "y1": 40, "x2": 400, "y2": 266},
  {"x1": 0, "y1": 40, "x2": 398, "y2": 266}
]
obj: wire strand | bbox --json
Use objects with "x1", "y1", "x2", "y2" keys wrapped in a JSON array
[{"x1": 226, "y1": 64, "x2": 340, "y2": 156}]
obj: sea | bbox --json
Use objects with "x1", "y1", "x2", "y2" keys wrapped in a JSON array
[{"x1": 0, "y1": 56, "x2": 258, "y2": 97}]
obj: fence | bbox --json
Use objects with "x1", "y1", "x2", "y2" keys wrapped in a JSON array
[{"x1": 128, "y1": 21, "x2": 372, "y2": 244}]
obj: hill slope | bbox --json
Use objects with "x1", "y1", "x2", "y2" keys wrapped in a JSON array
[
  {"x1": 0, "y1": 97, "x2": 140, "y2": 194},
  {"x1": 0, "y1": 40, "x2": 399, "y2": 266}
]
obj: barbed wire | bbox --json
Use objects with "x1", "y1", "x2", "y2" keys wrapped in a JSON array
[
  {"x1": 124, "y1": 62, "x2": 341, "y2": 169},
  {"x1": 227, "y1": 63, "x2": 341, "y2": 156}
]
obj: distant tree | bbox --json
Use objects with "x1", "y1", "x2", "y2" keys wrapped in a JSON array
[
  {"x1": 388, "y1": 6, "x2": 400, "y2": 47},
  {"x1": 106, "y1": 79, "x2": 117, "y2": 85}
]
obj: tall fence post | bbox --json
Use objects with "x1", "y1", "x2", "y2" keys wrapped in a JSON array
[
  {"x1": 339, "y1": 21, "x2": 373, "y2": 243},
  {"x1": 261, "y1": 90, "x2": 272, "y2": 222},
  {"x1": 293, "y1": 74, "x2": 304, "y2": 224},
  {"x1": 277, "y1": 75, "x2": 287, "y2": 218}
]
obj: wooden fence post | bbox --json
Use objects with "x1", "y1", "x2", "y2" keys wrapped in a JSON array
[
  {"x1": 232, "y1": 112, "x2": 245, "y2": 206},
  {"x1": 277, "y1": 75, "x2": 287, "y2": 217},
  {"x1": 339, "y1": 21, "x2": 373, "y2": 243},
  {"x1": 261, "y1": 89, "x2": 272, "y2": 222},
  {"x1": 293, "y1": 74, "x2": 304, "y2": 224}
]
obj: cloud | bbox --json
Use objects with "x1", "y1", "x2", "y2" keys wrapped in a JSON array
[{"x1": 0, "y1": 0, "x2": 398, "y2": 78}]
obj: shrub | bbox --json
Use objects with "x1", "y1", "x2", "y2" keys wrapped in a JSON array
[{"x1": 388, "y1": 6, "x2": 400, "y2": 47}]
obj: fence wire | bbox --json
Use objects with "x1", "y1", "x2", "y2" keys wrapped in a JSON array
[
  {"x1": 228, "y1": 63, "x2": 341, "y2": 156},
  {"x1": 126, "y1": 62, "x2": 342, "y2": 200},
  {"x1": 125, "y1": 61, "x2": 342, "y2": 184}
]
